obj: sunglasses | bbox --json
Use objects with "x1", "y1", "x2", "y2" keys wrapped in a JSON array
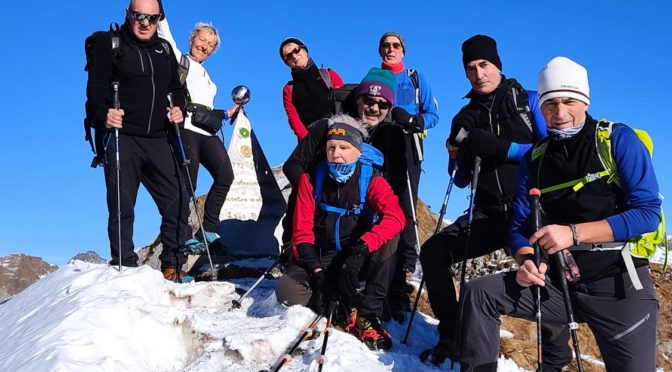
[
  {"x1": 362, "y1": 96, "x2": 391, "y2": 110},
  {"x1": 128, "y1": 10, "x2": 161, "y2": 24},
  {"x1": 382, "y1": 42, "x2": 402, "y2": 50},
  {"x1": 283, "y1": 46, "x2": 303, "y2": 61}
]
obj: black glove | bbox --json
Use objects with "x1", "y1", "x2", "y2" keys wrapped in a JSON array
[
  {"x1": 392, "y1": 107, "x2": 425, "y2": 133},
  {"x1": 307, "y1": 270, "x2": 326, "y2": 314},
  {"x1": 449, "y1": 110, "x2": 479, "y2": 146},
  {"x1": 337, "y1": 240, "x2": 369, "y2": 307},
  {"x1": 296, "y1": 243, "x2": 321, "y2": 273},
  {"x1": 466, "y1": 128, "x2": 511, "y2": 161}
]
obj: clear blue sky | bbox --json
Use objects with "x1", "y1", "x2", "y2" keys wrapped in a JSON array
[{"x1": 1, "y1": 0, "x2": 670, "y2": 265}]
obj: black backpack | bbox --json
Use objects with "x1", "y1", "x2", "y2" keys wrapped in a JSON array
[{"x1": 83, "y1": 23, "x2": 121, "y2": 168}]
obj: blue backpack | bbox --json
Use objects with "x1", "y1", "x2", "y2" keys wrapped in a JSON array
[{"x1": 312, "y1": 143, "x2": 384, "y2": 251}]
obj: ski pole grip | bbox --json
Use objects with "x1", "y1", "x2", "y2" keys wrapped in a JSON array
[
  {"x1": 529, "y1": 188, "x2": 542, "y2": 266},
  {"x1": 167, "y1": 93, "x2": 174, "y2": 109},
  {"x1": 471, "y1": 156, "x2": 482, "y2": 186},
  {"x1": 111, "y1": 81, "x2": 120, "y2": 109}
]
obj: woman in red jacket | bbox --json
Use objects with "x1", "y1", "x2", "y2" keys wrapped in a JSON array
[
  {"x1": 275, "y1": 114, "x2": 404, "y2": 351},
  {"x1": 280, "y1": 37, "x2": 344, "y2": 140}
]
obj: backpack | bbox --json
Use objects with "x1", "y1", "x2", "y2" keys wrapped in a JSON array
[
  {"x1": 531, "y1": 120, "x2": 668, "y2": 289},
  {"x1": 83, "y1": 23, "x2": 173, "y2": 168},
  {"x1": 83, "y1": 23, "x2": 121, "y2": 168},
  {"x1": 312, "y1": 143, "x2": 384, "y2": 251}
]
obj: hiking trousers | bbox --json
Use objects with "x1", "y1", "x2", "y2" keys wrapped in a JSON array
[
  {"x1": 394, "y1": 153, "x2": 421, "y2": 275},
  {"x1": 419, "y1": 207, "x2": 570, "y2": 368},
  {"x1": 104, "y1": 133, "x2": 190, "y2": 269},
  {"x1": 276, "y1": 237, "x2": 398, "y2": 318},
  {"x1": 181, "y1": 130, "x2": 234, "y2": 232},
  {"x1": 458, "y1": 265, "x2": 658, "y2": 372}
]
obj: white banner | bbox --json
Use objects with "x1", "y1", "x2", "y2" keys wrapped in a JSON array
[{"x1": 218, "y1": 111, "x2": 263, "y2": 221}]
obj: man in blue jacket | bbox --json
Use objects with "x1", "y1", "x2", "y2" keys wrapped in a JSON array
[
  {"x1": 458, "y1": 57, "x2": 661, "y2": 372},
  {"x1": 378, "y1": 31, "x2": 440, "y2": 319},
  {"x1": 418, "y1": 35, "x2": 570, "y2": 368}
]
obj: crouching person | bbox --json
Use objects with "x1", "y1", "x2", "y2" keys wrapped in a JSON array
[
  {"x1": 275, "y1": 115, "x2": 405, "y2": 351},
  {"x1": 457, "y1": 57, "x2": 661, "y2": 372}
]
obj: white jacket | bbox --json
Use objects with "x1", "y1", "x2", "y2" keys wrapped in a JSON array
[{"x1": 158, "y1": 19, "x2": 218, "y2": 137}]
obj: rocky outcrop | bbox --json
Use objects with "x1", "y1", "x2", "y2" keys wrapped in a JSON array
[{"x1": 0, "y1": 254, "x2": 58, "y2": 301}]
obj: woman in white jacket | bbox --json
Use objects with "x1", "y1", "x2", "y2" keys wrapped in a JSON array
[{"x1": 158, "y1": 13, "x2": 238, "y2": 248}]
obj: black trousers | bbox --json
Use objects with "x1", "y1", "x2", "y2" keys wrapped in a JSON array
[
  {"x1": 276, "y1": 237, "x2": 398, "y2": 317},
  {"x1": 395, "y1": 157, "x2": 421, "y2": 275},
  {"x1": 181, "y1": 130, "x2": 234, "y2": 232},
  {"x1": 459, "y1": 265, "x2": 658, "y2": 372},
  {"x1": 419, "y1": 207, "x2": 570, "y2": 368},
  {"x1": 104, "y1": 133, "x2": 190, "y2": 269}
]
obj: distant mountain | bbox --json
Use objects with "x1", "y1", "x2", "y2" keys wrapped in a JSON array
[
  {"x1": 69, "y1": 251, "x2": 107, "y2": 264},
  {"x1": 0, "y1": 254, "x2": 58, "y2": 301}
]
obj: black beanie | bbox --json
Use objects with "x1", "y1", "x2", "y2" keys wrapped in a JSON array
[
  {"x1": 327, "y1": 123, "x2": 363, "y2": 152},
  {"x1": 279, "y1": 37, "x2": 308, "y2": 59},
  {"x1": 461, "y1": 35, "x2": 502, "y2": 71}
]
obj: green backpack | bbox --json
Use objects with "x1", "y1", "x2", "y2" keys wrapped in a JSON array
[{"x1": 531, "y1": 120, "x2": 668, "y2": 289}]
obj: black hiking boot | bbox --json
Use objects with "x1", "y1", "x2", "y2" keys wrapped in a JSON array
[{"x1": 419, "y1": 340, "x2": 458, "y2": 366}]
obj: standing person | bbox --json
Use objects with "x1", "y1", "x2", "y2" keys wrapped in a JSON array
[
  {"x1": 457, "y1": 56, "x2": 661, "y2": 372},
  {"x1": 276, "y1": 115, "x2": 405, "y2": 351},
  {"x1": 377, "y1": 32, "x2": 439, "y2": 317},
  {"x1": 157, "y1": 4, "x2": 239, "y2": 248},
  {"x1": 418, "y1": 35, "x2": 569, "y2": 368},
  {"x1": 280, "y1": 37, "x2": 344, "y2": 141},
  {"x1": 281, "y1": 68, "x2": 407, "y2": 350},
  {"x1": 86, "y1": 0, "x2": 190, "y2": 280}
]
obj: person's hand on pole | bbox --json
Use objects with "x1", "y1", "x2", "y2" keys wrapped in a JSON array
[
  {"x1": 106, "y1": 108, "x2": 124, "y2": 129},
  {"x1": 529, "y1": 224, "x2": 574, "y2": 255},
  {"x1": 515, "y1": 258, "x2": 547, "y2": 287},
  {"x1": 167, "y1": 106, "x2": 184, "y2": 124}
]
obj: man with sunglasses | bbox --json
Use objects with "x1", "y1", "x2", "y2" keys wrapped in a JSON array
[
  {"x1": 418, "y1": 35, "x2": 571, "y2": 369},
  {"x1": 282, "y1": 68, "x2": 406, "y2": 350},
  {"x1": 377, "y1": 32, "x2": 439, "y2": 322},
  {"x1": 86, "y1": 0, "x2": 192, "y2": 280}
]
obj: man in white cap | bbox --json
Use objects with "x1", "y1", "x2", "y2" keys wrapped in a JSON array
[{"x1": 456, "y1": 56, "x2": 661, "y2": 371}]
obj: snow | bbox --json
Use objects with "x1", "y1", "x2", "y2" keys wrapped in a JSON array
[{"x1": 0, "y1": 261, "x2": 524, "y2": 371}]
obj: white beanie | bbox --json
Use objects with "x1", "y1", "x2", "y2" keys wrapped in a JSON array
[{"x1": 538, "y1": 57, "x2": 590, "y2": 106}]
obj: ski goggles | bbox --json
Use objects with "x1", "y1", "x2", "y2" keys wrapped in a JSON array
[
  {"x1": 362, "y1": 95, "x2": 391, "y2": 110},
  {"x1": 128, "y1": 10, "x2": 161, "y2": 24}
]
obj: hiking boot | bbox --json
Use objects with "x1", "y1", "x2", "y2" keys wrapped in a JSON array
[
  {"x1": 109, "y1": 260, "x2": 139, "y2": 268},
  {"x1": 419, "y1": 341, "x2": 458, "y2": 366},
  {"x1": 350, "y1": 313, "x2": 393, "y2": 351},
  {"x1": 162, "y1": 267, "x2": 193, "y2": 283}
]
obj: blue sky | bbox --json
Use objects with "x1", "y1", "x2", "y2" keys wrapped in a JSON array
[{"x1": 1, "y1": 0, "x2": 670, "y2": 265}]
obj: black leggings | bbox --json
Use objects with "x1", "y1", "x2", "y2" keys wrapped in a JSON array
[{"x1": 181, "y1": 130, "x2": 234, "y2": 232}]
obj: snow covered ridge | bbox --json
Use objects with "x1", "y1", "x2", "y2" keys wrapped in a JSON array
[{"x1": 0, "y1": 261, "x2": 525, "y2": 371}]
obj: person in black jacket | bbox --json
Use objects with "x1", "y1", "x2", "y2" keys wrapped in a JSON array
[
  {"x1": 418, "y1": 35, "x2": 570, "y2": 369},
  {"x1": 86, "y1": 0, "x2": 190, "y2": 281}
]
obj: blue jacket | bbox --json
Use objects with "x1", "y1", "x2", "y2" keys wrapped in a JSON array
[
  {"x1": 509, "y1": 121, "x2": 661, "y2": 257},
  {"x1": 394, "y1": 69, "x2": 439, "y2": 130}
]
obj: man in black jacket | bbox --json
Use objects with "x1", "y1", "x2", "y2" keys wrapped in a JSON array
[
  {"x1": 86, "y1": 0, "x2": 190, "y2": 280},
  {"x1": 418, "y1": 35, "x2": 570, "y2": 369}
]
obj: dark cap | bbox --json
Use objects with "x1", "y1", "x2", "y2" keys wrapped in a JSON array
[
  {"x1": 279, "y1": 37, "x2": 307, "y2": 59},
  {"x1": 461, "y1": 34, "x2": 502, "y2": 71},
  {"x1": 327, "y1": 123, "x2": 363, "y2": 152}
]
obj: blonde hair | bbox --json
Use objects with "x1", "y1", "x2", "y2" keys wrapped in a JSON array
[{"x1": 189, "y1": 22, "x2": 220, "y2": 53}]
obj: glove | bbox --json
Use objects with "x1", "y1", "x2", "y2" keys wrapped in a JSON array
[
  {"x1": 392, "y1": 107, "x2": 425, "y2": 133},
  {"x1": 296, "y1": 243, "x2": 321, "y2": 273},
  {"x1": 307, "y1": 270, "x2": 326, "y2": 314},
  {"x1": 337, "y1": 240, "x2": 369, "y2": 307},
  {"x1": 466, "y1": 128, "x2": 511, "y2": 161},
  {"x1": 449, "y1": 110, "x2": 479, "y2": 146}
]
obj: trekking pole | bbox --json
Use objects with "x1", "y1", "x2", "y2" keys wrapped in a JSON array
[
  {"x1": 167, "y1": 94, "x2": 216, "y2": 279},
  {"x1": 530, "y1": 188, "x2": 544, "y2": 371},
  {"x1": 459, "y1": 156, "x2": 482, "y2": 291},
  {"x1": 316, "y1": 301, "x2": 337, "y2": 372},
  {"x1": 403, "y1": 163, "x2": 458, "y2": 345},
  {"x1": 270, "y1": 312, "x2": 325, "y2": 372},
  {"x1": 556, "y1": 249, "x2": 584, "y2": 371},
  {"x1": 231, "y1": 246, "x2": 288, "y2": 309},
  {"x1": 112, "y1": 81, "x2": 122, "y2": 273}
]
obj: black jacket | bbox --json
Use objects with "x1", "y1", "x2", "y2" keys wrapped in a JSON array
[{"x1": 86, "y1": 22, "x2": 185, "y2": 138}]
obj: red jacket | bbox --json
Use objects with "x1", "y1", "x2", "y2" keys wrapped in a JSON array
[
  {"x1": 282, "y1": 68, "x2": 343, "y2": 140},
  {"x1": 292, "y1": 171, "x2": 405, "y2": 261}
]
